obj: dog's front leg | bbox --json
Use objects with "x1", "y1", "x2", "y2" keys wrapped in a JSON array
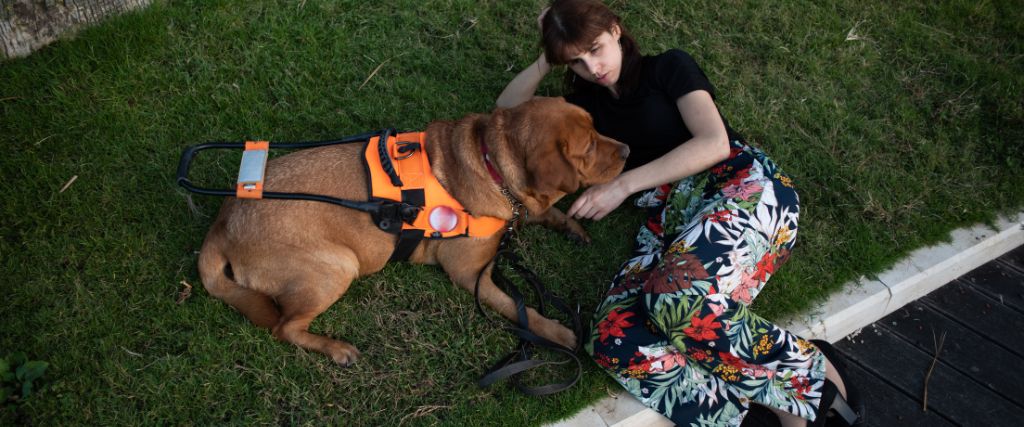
[
  {"x1": 525, "y1": 207, "x2": 590, "y2": 244},
  {"x1": 438, "y1": 239, "x2": 578, "y2": 350}
]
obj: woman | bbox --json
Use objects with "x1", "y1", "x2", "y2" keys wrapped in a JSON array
[{"x1": 496, "y1": 1, "x2": 860, "y2": 426}]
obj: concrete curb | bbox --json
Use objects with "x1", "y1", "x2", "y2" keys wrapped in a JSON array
[{"x1": 546, "y1": 211, "x2": 1024, "y2": 427}]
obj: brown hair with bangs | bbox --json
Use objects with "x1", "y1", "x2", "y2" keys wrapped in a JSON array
[{"x1": 541, "y1": 0, "x2": 642, "y2": 97}]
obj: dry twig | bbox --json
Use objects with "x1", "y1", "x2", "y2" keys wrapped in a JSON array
[
  {"x1": 922, "y1": 329, "x2": 947, "y2": 411},
  {"x1": 398, "y1": 405, "x2": 451, "y2": 426},
  {"x1": 59, "y1": 175, "x2": 78, "y2": 193},
  {"x1": 359, "y1": 59, "x2": 392, "y2": 90}
]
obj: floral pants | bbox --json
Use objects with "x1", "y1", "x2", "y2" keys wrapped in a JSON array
[{"x1": 585, "y1": 141, "x2": 826, "y2": 426}]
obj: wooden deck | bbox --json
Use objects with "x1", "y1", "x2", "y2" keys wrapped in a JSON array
[{"x1": 743, "y1": 245, "x2": 1024, "y2": 426}]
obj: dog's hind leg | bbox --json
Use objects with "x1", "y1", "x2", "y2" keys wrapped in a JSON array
[
  {"x1": 199, "y1": 243, "x2": 281, "y2": 328},
  {"x1": 270, "y1": 251, "x2": 362, "y2": 366}
]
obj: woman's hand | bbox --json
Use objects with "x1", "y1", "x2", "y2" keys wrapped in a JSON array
[{"x1": 567, "y1": 179, "x2": 631, "y2": 221}]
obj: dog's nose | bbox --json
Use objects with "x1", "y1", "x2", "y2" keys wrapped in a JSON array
[{"x1": 618, "y1": 144, "x2": 630, "y2": 160}]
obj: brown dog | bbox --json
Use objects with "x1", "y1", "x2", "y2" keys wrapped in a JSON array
[{"x1": 197, "y1": 97, "x2": 628, "y2": 365}]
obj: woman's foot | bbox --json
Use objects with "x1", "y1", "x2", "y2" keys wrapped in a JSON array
[
  {"x1": 758, "y1": 340, "x2": 862, "y2": 427},
  {"x1": 808, "y1": 340, "x2": 862, "y2": 426}
]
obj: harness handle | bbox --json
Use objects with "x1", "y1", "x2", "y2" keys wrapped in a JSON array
[
  {"x1": 375, "y1": 128, "x2": 403, "y2": 187},
  {"x1": 175, "y1": 130, "x2": 417, "y2": 218},
  {"x1": 176, "y1": 130, "x2": 385, "y2": 191}
]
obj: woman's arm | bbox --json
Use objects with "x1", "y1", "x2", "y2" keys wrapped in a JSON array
[
  {"x1": 496, "y1": 7, "x2": 552, "y2": 109},
  {"x1": 616, "y1": 90, "x2": 732, "y2": 193},
  {"x1": 567, "y1": 90, "x2": 731, "y2": 220},
  {"x1": 496, "y1": 54, "x2": 551, "y2": 108}
]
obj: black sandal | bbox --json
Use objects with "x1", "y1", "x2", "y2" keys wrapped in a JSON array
[{"x1": 810, "y1": 340, "x2": 864, "y2": 427}]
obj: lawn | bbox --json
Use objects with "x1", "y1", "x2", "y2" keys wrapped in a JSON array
[{"x1": 1, "y1": 0, "x2": 1021, "y2": 425}]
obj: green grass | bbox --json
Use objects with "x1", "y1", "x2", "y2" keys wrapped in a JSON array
[{"x1": 1, "y1": 0, "x2": 1021, "y2": 424}]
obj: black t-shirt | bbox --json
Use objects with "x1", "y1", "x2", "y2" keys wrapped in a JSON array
[{"x1": 565, "y1": 49, "x2": 741, "y2": 170}]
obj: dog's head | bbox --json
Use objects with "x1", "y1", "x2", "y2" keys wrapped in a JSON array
[{"x1": 497, "y1": 97, "x2": 629, "y2": 211}]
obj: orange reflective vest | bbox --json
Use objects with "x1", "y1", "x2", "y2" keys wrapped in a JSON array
[{"x1": 364, "y1": 132, "x2": 506, "y2": 239}]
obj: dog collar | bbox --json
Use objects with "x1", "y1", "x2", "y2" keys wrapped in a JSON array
[
  {"x1": 480, "y1": 142, "x2": 504, "y2": 186},
  {"x1": 480, "y1": 142, "x2": 526, "y2": 229}
]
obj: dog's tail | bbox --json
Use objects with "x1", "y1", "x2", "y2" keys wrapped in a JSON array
[{"x1": 198, "y1": 227, "x2": 281, "y2": 329}]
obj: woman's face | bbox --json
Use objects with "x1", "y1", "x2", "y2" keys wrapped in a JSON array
[{"x1": 566, "y1": 26, "x2": 622, "y2": 89}]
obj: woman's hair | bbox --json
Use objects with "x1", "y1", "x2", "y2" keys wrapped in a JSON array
[{"x1": 541, "y1": 0, "x2": 642, "y2": 97}]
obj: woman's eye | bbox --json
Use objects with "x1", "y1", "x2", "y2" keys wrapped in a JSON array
[{"x1": 591, "y1": 46, "x2": 600, "y2": 54}]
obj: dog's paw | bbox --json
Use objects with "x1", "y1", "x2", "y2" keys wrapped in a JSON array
[
  {"x1": 562, "y1": 218, "x2": 591, "y2": 245},
  {"x1": 564, "y1": 229, "x2": 591, "y2": 245},
  {"x1": 546, "y1": 323, "x2": 579, "y2": 351},
  {"x1": 326, "y1": 341, "x2": 361, "y2": 367}
]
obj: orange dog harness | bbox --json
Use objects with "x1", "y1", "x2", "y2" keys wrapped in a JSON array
[
  {"x1": 176, "y1": 128, "x2": 507, "y2": 262},
  {"x1": 364, "y1": 131, "x2": 506, "y2": 260}
]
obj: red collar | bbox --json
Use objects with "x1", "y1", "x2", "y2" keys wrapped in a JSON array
[
  {"x1": 480, "y1": 141, "x2": 525, "y2": 228},
  {"x1": 480, "y1": 142, "x2": 504, "y2": 185}
]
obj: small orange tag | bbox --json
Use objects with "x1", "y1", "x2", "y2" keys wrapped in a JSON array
[
  {"x1": 236, "y1": 140, "x2": 269, "y2": 199},
  {"x1": 236, "y1": 181, "x2": 264, "y2": 199}
]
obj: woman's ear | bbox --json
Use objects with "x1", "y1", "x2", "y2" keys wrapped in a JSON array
[{"x1": 611, "y1": 23, "x2": 622, "y2": 40}]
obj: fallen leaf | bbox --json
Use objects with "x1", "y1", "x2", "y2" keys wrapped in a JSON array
[{"x1": 177, "y1": 280, "x2": 193, "y2": 304}]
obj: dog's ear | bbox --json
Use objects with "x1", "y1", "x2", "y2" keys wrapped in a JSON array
[
  {"x1": 527, "y1": 137, "x2": 582, "y2": 192},
  {"x1": 559, "y1": 116, "x2": 598, "y2": 176},
  {"x1": 522, "y1": 130, "x2": 583, "y2": 209},
  {"x1": 556, "y1": 105, "x2": 629, "y2": 186}
]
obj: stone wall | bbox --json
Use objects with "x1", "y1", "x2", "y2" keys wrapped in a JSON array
[{"x1": 1, "y1": 0, "x2": 151, "y2": 59}]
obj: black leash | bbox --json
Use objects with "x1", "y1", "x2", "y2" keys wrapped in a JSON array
[{"x1": 474, "y1": 230, "x2": 585, "y2": 396}]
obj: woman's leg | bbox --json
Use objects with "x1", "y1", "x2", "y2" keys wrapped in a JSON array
[
  {"x1": 589, "y1": 289, "x2": 755, "y2": 425},
  {"x1": 589, "y1": 142, "x2": 852, "y2": 425},
  {"x1": 768, "y1": 355, "x2": 848, "y2": 426},
  {"x1": 587, "y1": 185, "x2": 742, "y2": 424},
  {"x1": 639, "y1": 147, "x2": 832, "y2": 423}
]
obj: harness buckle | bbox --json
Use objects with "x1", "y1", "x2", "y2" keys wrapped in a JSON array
[
  {"x1": 371, "y1": 201, "x2": 422, "y2": 233},
  {"x1": 393, "y1": 141, "x2": 421, "y2": 160}
]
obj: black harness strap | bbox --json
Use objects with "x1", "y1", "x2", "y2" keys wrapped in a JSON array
[
  {"x1": 386, "y1": 188, "x2": 428, "y2": 262},
  {"x1": 375, "y1": 128, "x2": 403, "y2": 187},
  {"x1": 389, "y1": 229, "x2": 424, "y2": 262},
  {"x1": 474, "y1": 232, "x2": 584, "y2": 396}
]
